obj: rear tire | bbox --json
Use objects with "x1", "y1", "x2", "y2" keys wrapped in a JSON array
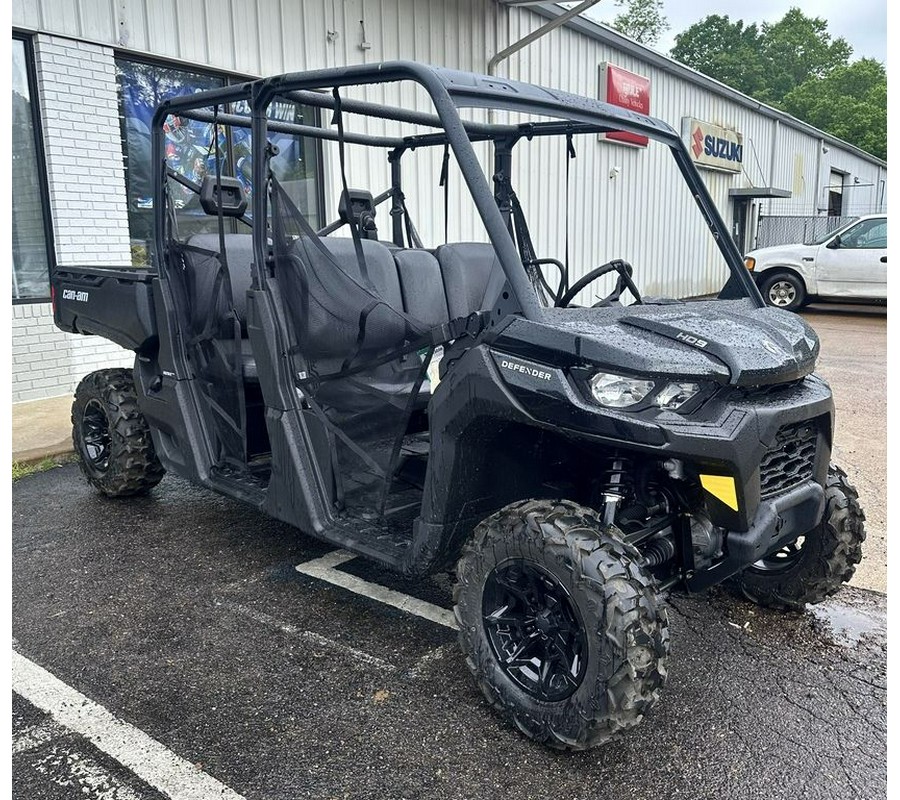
[
  {"x1": 759, "y1": 270, "x2": 806, "y2": 311},
  {"x1": 728, "y1": 464, "x2": 865, "y2": 610},
  {"x1": 72, "y1": 368, "x2": 165, "y2": 497},
  {"x1": 453, "y1": 499, "x2": 669, "y2": 750}
]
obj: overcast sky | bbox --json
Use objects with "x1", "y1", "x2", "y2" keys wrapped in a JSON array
[{"x1": 578, "y1": 1, "x2": 887, "y2": 63}]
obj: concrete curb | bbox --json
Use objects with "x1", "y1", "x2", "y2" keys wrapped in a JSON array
[
  {"x1": 12, "y1": 394, "x2": 74, "y2": 466},
  {"x1": 13, "y1": 441, "x2": 74, "y2": 467}
]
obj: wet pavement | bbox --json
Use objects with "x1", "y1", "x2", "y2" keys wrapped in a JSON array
[{"x1": 12, "y1": 464, "x2": 887, "y2": 800}]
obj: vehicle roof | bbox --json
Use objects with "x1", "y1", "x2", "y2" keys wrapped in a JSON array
[
  {"x1": 420, "y1": 63, "x2": 677, "y2": 137},
  {"x1": 157, "y1": 60, "x2": 681, "y2": 148}
]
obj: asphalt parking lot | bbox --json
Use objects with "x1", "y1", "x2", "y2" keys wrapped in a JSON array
[
  {"x1": 12, "y1": 306, "x2": 887, "y2": 800},
  {"x1": 799, "y1": 304, "x2": 887, "y2": 592}
]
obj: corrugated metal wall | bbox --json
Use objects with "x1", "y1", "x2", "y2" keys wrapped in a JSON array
[{"x1": 14, "y1": 0, "x2": 887, "y2": 297}]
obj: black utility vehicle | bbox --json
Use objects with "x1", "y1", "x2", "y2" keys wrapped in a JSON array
[{"x1": 54, "y1": 63, "x2": 865, "y2": 750}]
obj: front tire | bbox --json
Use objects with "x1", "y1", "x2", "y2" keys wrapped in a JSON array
[
  {"x1": 453, "y1": 499, "x2": 669, "y2": 750},
  {"x1": 729, "y1": 464, "x2": 865, "y2": 610},
  {"x1": 72, "y1": 368, "x2": 165, "y2": 497},
  {"x1": 759, "y1": 270, "x2": 807, "y2": 311}
]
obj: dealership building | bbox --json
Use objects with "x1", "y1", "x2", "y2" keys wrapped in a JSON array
[{"x1": 11, "y1": 0, "x2": 888, "y2": 404}]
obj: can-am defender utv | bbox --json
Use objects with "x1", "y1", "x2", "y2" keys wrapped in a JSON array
[{"x1": 54, "y1": 62, "x2": 865, "y2": 750}]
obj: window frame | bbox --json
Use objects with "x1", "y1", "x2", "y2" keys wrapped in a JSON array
[
  {"x1": 12, "y1": 30, "x2": 56, "y2": 305},
  {"x1": 840, "y1": 218, "x2": 887, "y2": 250},
  {"x1": 113, "y1": 52, "x2": 326, "y2": 267}
]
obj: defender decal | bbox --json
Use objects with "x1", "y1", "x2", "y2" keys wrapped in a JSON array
[{"x1": 499, "y1": 359, "x2": 553, "y2": 381}]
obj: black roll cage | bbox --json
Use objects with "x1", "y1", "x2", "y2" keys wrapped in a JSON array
[{"x1": 150, "y1": 60, "x2": 763, "y2": 319}]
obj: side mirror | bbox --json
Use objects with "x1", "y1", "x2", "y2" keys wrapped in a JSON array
[
  {"x1": 199, "y1": 175, "x2": 248, "y2": 218},
  {"x1": 826, "y1": 234, "x2": 841, "y2": 249}
]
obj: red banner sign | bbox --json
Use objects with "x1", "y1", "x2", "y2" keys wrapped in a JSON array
[{"x1": 599, "y1": 63, "x2": 650, "y2": 147}]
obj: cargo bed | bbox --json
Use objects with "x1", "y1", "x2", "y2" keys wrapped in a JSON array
[{"x1": 52, "y1": 266, "x2": 157, "y2": 352}]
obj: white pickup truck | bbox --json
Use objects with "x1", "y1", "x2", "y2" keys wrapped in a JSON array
[{"x1": 744, "y1": 214, "x2": 887, "y2": 310}]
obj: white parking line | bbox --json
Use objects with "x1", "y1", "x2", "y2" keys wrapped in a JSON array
[
  {"x1": 405, "y1": 643, "x2": 455, "y2": 679},
  {"x1": 12, "y1": 718, "x2": 63, "y2": 756},
  {"x1": 19, "y1": 740, "x2": 146, "y2": 800},
  {"x1": 220, "y1": 600, "x2": 396, "y2": 670},
  {"x1": 294, "y1": 550, "x2": 459, "y2": 630},
  {"x1": 12, "y1": 649, "x2": 246, "y2": 800}
]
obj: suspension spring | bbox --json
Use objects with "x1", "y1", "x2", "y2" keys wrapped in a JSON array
[{"x1": 600, "y1": 455, "x2": 633, "y2": 526}]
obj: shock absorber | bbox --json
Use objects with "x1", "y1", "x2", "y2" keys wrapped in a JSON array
[{"x1": 600, "y1": 455, "x2": 633, "y2": 526}]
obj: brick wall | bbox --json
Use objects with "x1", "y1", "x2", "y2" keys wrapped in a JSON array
[
  {"x1": 13, "y1": 35, "x2": 133, "y2": 404},
  {"x1": 33, "y1": 35, "x2": 133, "y2": 265},
  {"x1": 13, "y1": 304, "x2": 134, "y2": 402}
]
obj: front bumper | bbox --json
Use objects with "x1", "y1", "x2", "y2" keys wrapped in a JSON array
[{"x1": 685, "y1": 479, "x2": 826, "y2": 591}]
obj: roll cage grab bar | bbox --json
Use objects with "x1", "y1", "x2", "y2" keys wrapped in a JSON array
[{"x1": 151, "y1": 60, "x2": 762, "y2": 320}]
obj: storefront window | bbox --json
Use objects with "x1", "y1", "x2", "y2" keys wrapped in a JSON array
[
  {"x1": 116, "y1": 59, "x2": 226, "y2": 265},
  {"x1": 116, "y1": 58, "x2": 323, "y2": 266},
  {"x1": 12, "y1": 36, "x2": 52, "y2": 301},
  {"x1": 231, "y1": 98, "x2": 323, "y2": 226}
]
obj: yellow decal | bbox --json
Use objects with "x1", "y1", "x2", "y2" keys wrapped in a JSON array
[{"x1": 700, "y1": 474, "x2": 739, "y2": 511}]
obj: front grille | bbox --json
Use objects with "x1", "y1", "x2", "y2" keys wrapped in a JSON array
[{"x1": 759, "y1": 420, "x2": 818, "y2": 499}]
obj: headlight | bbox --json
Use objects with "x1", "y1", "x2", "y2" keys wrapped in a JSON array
[
  {"x1": 655, "y1": 381, "x2": 700, "y2": 410},
  {"x1": 589, "y1": 372, "x2": 655, "y2": 408},
  {"x1": 744, "y1": 256, "x2": 756, "y2": 271}
]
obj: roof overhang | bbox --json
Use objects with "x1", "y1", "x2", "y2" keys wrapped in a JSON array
[{"x1": 728, "y1": 187, "x2": 792, "y2": 199}]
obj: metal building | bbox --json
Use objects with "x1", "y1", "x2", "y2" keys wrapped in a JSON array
[{"x1": 11, "y1": 0, "x2": 888, "y2": 404}]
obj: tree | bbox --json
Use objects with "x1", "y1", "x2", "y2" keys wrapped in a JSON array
[
  {"x1": 670, "y1": 8, "x2": 851, "y2": 105},
  {"x1": 759, "y1": 8, "x2": 853, "y2": 101},
  {"x1": 781, "y1": 59, "x2": 887, "y2": 160},
  {"x1": 610, "y1": 0, "x2": 669, "y2": 46},
  {"x1": 670, "y1": 15, "x2": 768, "y2": 99},
  {"x1": 668, "y1": 8, "x2": 883, "y2": 158}
]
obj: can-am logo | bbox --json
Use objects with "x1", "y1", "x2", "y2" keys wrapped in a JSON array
[
  {"x1": 761, "y1": 338, "x2": 783, "y2": 356},
  {"x1": 61, "y1": 288, "x2": 89, "y2": 302}
]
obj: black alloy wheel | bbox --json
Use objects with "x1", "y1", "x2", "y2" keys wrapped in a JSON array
[
  {"x1": 454, "y1": 499, "x2": 669, "y2": 750},
  {"x1": 79, "y1": 398, "x2": 113, "y2": 475},
  {"x1": 728, "y1": 464, "x2": 865, "y2": 610},
  {"x1": 482, "y1": 559, "x2": 588, "y2": 702},
  {"x1": 72, "y1": 368, "x2": 165, "y2": 497},
  {"x1": 748, "y1": 535, "x2": 806, "y2": 574}
]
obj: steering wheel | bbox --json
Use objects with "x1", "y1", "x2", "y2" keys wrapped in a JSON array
[
  {"x1": 555, "y1": 259, "x2": 643, "y2": 308},
  {"x1": 524, "y1": 257, "x2": 568, "y2": 306}
]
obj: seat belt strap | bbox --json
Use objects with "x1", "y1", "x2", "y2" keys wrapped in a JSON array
[
  {"x1": 565, "y1": 133, "x2": 576, "y2": 280},
  {"x1": 331, "y1": 88, "x2": 373, "y2": 290},
  {"x1": 398, "y1": 191, "x2": 424, "y2": 249},
  {"x1": 439, "y1": 143, "x2": 450, "y2": 244}
]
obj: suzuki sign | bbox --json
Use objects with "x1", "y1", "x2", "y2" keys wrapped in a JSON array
[{"x1": 682, "y1": 118, "x2": 743, "y2": 173}]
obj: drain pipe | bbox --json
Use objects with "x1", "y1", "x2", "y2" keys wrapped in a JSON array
[{"x1": 488, "y1": 0, "x2": 605, "y2": 77}]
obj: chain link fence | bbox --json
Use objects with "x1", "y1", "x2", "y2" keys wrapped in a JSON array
[{"x1": 756, "y1": 215, "x2": 858, "y2": 249}]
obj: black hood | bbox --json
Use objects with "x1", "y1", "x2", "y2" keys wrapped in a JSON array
[{"x1": 496, "y1": 299, "x2": 819, "y2": 387}]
